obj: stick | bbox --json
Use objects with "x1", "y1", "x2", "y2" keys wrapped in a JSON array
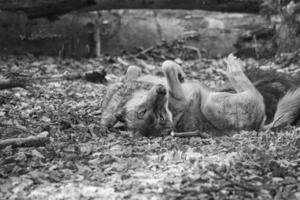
[
  {"x1": 130, "y1": 46, "x2": 155, "y2": 58},
  {"x1": 0, "y1": 132, "x2": 49, "y2": 149},
  {"x1": 0, "y1": 80, "x2": 28, "y2": 90},
  {"x1": 33, "y1": 69, "x2": 107, "y2": 83},
  {"x1": 210, "y1": 168, "x2": 260, "y2": 193},
  {"x1": 182, "y1": 45, "x2": 201, "y2": 60},
  {"x1": 280, "y1": 49, "x2": 300, "y2": 68},
  {"x1": 171, "y1": 130, "x2": 210, "y2": 138},
  {"x1": 2, "y1": 69, "x2": 107, "y2": 89}
]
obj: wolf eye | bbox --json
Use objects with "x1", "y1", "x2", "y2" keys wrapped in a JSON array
[{"x1": 137, "y1": 109, "x2": 147, "y2": 119}]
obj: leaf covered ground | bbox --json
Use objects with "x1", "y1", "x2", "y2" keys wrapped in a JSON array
[{"x1": 0, "y1": 55, "x2": 299, "y2": 200}]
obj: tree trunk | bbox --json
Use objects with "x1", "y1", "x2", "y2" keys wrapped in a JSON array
[
  {"x1": 0, "y1": 0, "x2": 262, "y2": 19},
  {"x1": 93, "y1": 12, "x2": 101, "y2": 57}
]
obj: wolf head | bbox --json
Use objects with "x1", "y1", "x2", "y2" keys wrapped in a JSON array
[{"x1": 125, "y1": 84, "x2": 173, "y2": 137}]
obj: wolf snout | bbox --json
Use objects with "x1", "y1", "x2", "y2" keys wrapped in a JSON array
[{"x1": 156, "y1": 84, "x2": 166, "y2": 95}]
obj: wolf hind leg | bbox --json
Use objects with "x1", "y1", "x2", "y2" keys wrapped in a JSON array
[{"x1": 225, "y1": 54, "x2": 257, "y2": 93}]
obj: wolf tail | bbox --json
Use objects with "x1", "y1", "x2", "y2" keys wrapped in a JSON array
[{"x1": 264, "y1": 87, "x2": 300, "y2": 130}]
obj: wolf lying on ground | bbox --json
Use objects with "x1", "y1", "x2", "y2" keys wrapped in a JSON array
[{"x1": 100, "y1": 56, "x2": 300, "y2": 137}]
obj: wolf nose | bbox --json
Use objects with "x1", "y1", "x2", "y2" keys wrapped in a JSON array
[{"x1": 156, "y1": 84, "x2": 166, "y2": 95}]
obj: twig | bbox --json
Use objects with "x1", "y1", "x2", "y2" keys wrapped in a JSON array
[
  {"x1": 34, "y1": 70, "x2": 106, "y2": 83},
  {"x1": 280, "y1": 49, "x2": 300, "y2": 68},
  {"x1": 0, "y1": 80, "x2": 28, "y2": 90},
  {"x1": 253, "y1": 35, "x2": 259, "y2": 59},
  {"x1": 200, "y1": 183, "x2": 232, "y2": 193},
  {"x1": 210, "y1": 168, "x2": 260, "y2": 193},
  {"x1": 0, "y1": 123, "x2": 33, "y2": 135},
  {"x1": 129, "y1": 46, "x2": 155, "y2": 58},
  {"x1": 182, "y1": 45, "x2": 201, "y2": 60},
  {"x1": 0, "y1": 132, "x2": 49, "y2": 149},
  {"x1": 171, "y1": 130, "x2": 210, "y2": 138},
  {"x1": 3, "y1": 69, "x2": 107, "y2": 87}
]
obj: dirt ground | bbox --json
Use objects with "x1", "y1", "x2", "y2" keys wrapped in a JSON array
[{"x1": 0, "y1": 55, "x2": 299, "y2": 200}]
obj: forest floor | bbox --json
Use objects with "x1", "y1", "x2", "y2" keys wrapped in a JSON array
[{"x1": 0, "y1": 55, "x2": 299, "y2": 200}]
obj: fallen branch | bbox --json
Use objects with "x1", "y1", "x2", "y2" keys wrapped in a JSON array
[
  {"x1": 0, "y1": 79, "x2": 28, "y2": 90},
  {"x1": 210, "y1": 168, "x2": 260, "y2": 193},
  {"x1": 127, "y1": 46, "x2": 155, "y2": 59},
  {"x1": 0, "y1": 69, "x2": 107, "y2": 90},
  {"x1": 182, "y1": 45, "x2": 202, "y2": 60},
  {"x1": 0, "y1": 131, "x2": 49, "y2": 149},
  {"x1": 280, "y1": 49, "x2": 300, "y2": 68},
  {"x1": 33, "y1": 69, "x2": 107, "y2": 84}
]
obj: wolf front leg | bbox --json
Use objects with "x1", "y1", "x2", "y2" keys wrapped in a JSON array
[
  {"x1": 162, "y1": 60, "x2": 190, "y2": 128},
  {"x1": 162, "y1": 60, "x2": 186, "y2": 101}
]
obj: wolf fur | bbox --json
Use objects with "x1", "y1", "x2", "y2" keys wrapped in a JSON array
[
  {"x1": 164, "y1": 55, "x2": 300, "y2": 136},
  {"x1": 162, "y1": 55, "x2": 266, "y2": 136},
  {"x1": 219, "y1": 66, "x2": 299, "y2": 123},
  {"x1": 264, "y1": 87, "x2": 300, "y2": 130}
]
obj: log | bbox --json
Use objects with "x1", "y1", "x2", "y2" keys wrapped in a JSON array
[
  {"x1": 0, "y1": 132, "x2": 49, "y2": 149},
  {"x1": 0, "y1": 0, "x2": 94, "y2": 19},
  {"x1": 0, "y1": 0, "x2": 262, "y2": 19}
]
